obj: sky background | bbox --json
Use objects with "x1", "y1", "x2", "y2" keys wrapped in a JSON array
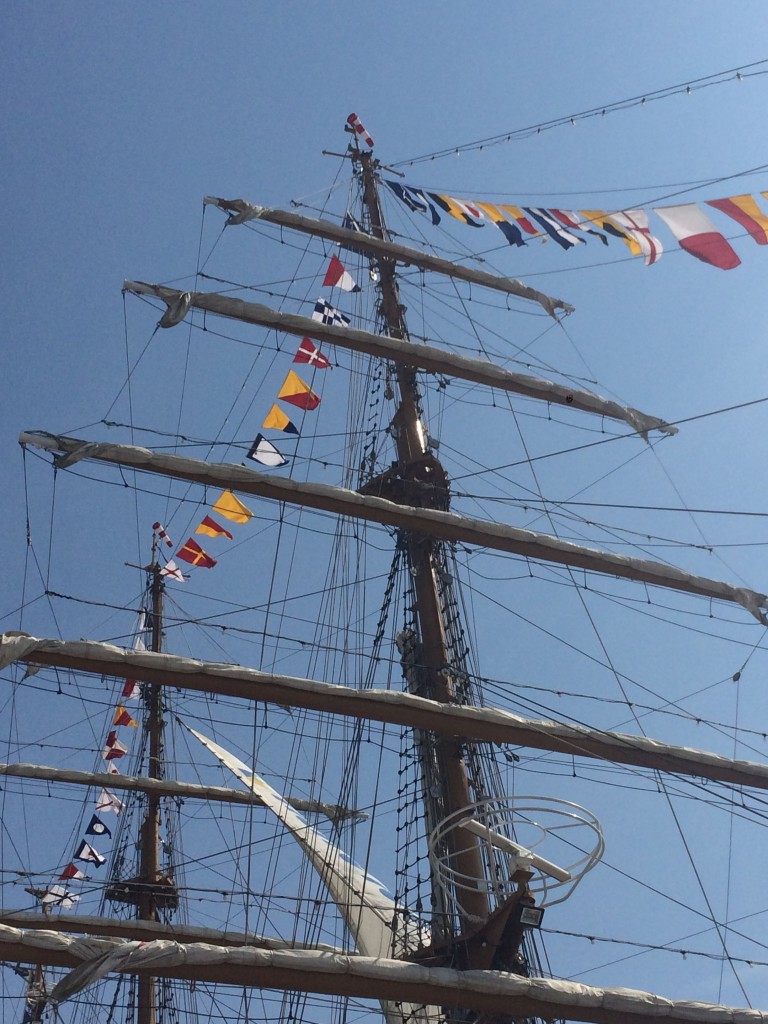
[{"x1": 5, "y1": 1, "x2": 768, "y2": 1017}]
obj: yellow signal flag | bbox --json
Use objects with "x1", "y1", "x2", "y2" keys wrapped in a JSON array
[
  {"x1": 278, "y1": 370, "x2": 320, "y2": 411},
  {"x1": 212, "y1": 490, "x2": 253, "y2": 524},
  {"x1": 262, "y1": 404, "x2": 299, "y2": 434}
]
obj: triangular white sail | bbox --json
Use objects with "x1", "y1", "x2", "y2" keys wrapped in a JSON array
[{"x1": 186, "y1": 724, "x2": 439, "y2": 1024}]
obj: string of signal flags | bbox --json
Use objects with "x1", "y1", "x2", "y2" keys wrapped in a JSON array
[
  {"x1": 383, "y1": 179, "x2": 768, "y2": 271},
  {"x1": 154, "y1": 252, "x2": 356, "y2": 581}
]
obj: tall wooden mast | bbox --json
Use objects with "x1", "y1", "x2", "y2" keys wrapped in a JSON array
[
  {"x1": 106, "y1": 546, "x2": 178, "y2": 1024},
  {"x1": 356, "y1": 148, "x2": 491, "y2": 929}
]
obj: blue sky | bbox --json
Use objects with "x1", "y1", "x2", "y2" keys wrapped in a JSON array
[{"x1": 5, "y1": 2, "x2": 768, "y2": 1016}]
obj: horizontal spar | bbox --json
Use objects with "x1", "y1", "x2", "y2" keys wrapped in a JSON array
[
  {"x1": 0, "y1": 924, "x2": 763, "y2": 1024},
  {"x1": 0, "y1": 762, "x2": 363, "y2": 822},
  {"x1": 202, "y1": 196, "x2": 574, "y2": 317},
  {"x1": 0, "y1": 911, "x2": 342, "y2": 953},
  {"x1": 19, "y1": 431, "x2": 766, "y2": 620},
  {"x1": 4, "y1": 635, "x2": 768, "y2": 791},
  {"x1": 123, "y1": 280, "x2": 673, "y2": 437}
]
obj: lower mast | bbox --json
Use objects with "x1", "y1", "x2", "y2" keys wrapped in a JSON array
[{"x1": 106, "y1": 548, "x2": 178, "y2": 1024}]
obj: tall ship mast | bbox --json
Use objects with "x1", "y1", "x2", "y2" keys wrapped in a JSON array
[{"x1": 4, "y1": 116, "x2": 768, "y2": 1023}]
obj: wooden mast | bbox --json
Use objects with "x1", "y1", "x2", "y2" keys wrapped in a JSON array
[
  {"x1": 105, "y1": 544, "x2": 178, "y2": 1024},
  {"x1": 357, "y1": 147, "x2": 492, "y2": 931}
]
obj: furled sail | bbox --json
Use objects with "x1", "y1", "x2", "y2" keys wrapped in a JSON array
[
  {"x1": 19, "y1": 433, "x2": 765, "y2": 619},
  {"x1": 201, "y1": 196, "x2": 575, "y2": 318},
  {"x1": 123, "y1": 280, "x2": 675, "y2": 438},
  {"x1": 5, "y1": 635, "x2": 768, "y2": 790}
]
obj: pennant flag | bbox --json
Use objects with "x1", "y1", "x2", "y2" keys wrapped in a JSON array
[
  {"x1": 550, "y1": 209, "x2": 609, "y2": 246},
  {"x1": 152, "y1": 521, "x2": 174, "y2": 548},
  {"x1": 474, "y1": 201, "x2": 526, "y2": 247},
  {"x1": 246, "y1": 433, "x2": 288, "y2": 468},
  {"x1": 278, "y1": 370, "x2": 320, "y2": 411},
  {"x1": 75, "y1": 840, "x2": 105, "y2": 867},
  {"x1": 323, "y1": 254, "x2": 360, "y2": 292},
  {"x1": 59, "y1": 862, "x2": 85, "y2": 881},
  {"x1": 122, "y1": 678, "x2": 141, "y2": 699},
  {"x1": 196, "y1": 515, "x2": 234, "y2": 540},
  {"x1": 709, "y1": 194, "x2": 768, "y2": 245},
  {"x1": 294, "y1": 337, "x2": 331, "y2": 369},
  {"x1": 107, "y1": 762, "x2": 121, "y2": 775},
  {"x1": 383, "y1": 180, "x2": 442, "y2": 225},
  {"x1": 524, "y1": 208, "x2": 584, "y2": 249},
  {"x1": 312, "y1": 298, "x2": 350, "y2": 328},
  {"x1": 42, "y1": 885, "x2": 79, "y2": 909},
  {"x1": 654, "y1": 203, "x2": 740, "y2": 269},
  {"x1": 176, "y1": 538, "x2": 218, "y2": 568},
  {"x1": 212, "y1": 490, "x2": 253, "y2": 524},
  {"x1": 429, "y1": 193, "x2": 484, "y2": 227},
  {"x1": 103, "y1": 730, "x2": 128, "y2": 760},
  {"x1": 383, "y1": 179, "x2": 426, "y2": 212},
  {"x1": 263, "y1": 404, "x2": 299, "y2": 435},
  {"x1": 160, "y1": 559, "x2": 186, "y2": 583},
  {"x1": 498, "y1": 205, "x2": 539, "y2": 237},
  {"x1": 96, "y1": 788, "x2": 124, "y2": 815},
  {"x1": 609, "y1": 209, "x2": 664, "y2": 265},
  {"x1": 580, "y1": 211, "x2": 642, "y2": 255},
  {"x1": 86, "y1": 814, "x2": 112, "y2": 838},
  {"x1": 347, "y1": 112, "x2": 374, "y2": 148},
  {"x1": 113, "y1": 705, "x2": 138, "y2": 728}
]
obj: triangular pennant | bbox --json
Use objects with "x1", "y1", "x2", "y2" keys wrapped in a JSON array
[
  {"x1": 86, "y1": 814, "x2": 112, "y2": 839},
  {"x1": 246, "y1": 433, "x2": 288, "y2": 468},
  {"x1": 113, "y1": 705, "x2": 138, "y2": 728},
  {"x1": 75, "y1": 840, "x2": 105, "y2": 866},
  {"x1": 176, "y1": 538, "x2": 218, "y2": 568},
  {"x1": 294, "y1": 337, "x2": 331, "y2": 369},
  {"x1": 95, "y1": 788, "x2": 124, "y2": 815},
  {"x1": 212, "y1": 490, "x2": 253, "y2": 524},
  {"x1": 323, "y1": 254, "x2": 360, "y2": 292},
  {"x1": 278, "y1": 370, "x2": 320, "y2": 411},
  {"x1": 262, "y1": 405, "x2": 299, "y2": 435},
  {"x1": 196, "y1": 515, "x2": 234, "y2": 540},
  {"x1": 160, "y1": 559, "x2": 186, "y2": 583}
]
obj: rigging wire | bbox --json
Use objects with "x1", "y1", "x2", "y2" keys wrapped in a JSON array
[{"x1": 392, "y1": 59, "x2": 768, "y2": 168}]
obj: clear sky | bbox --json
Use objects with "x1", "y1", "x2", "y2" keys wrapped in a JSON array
[{"x1": 5, "y1": 2, "x2": 768, "y2": 1017}]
